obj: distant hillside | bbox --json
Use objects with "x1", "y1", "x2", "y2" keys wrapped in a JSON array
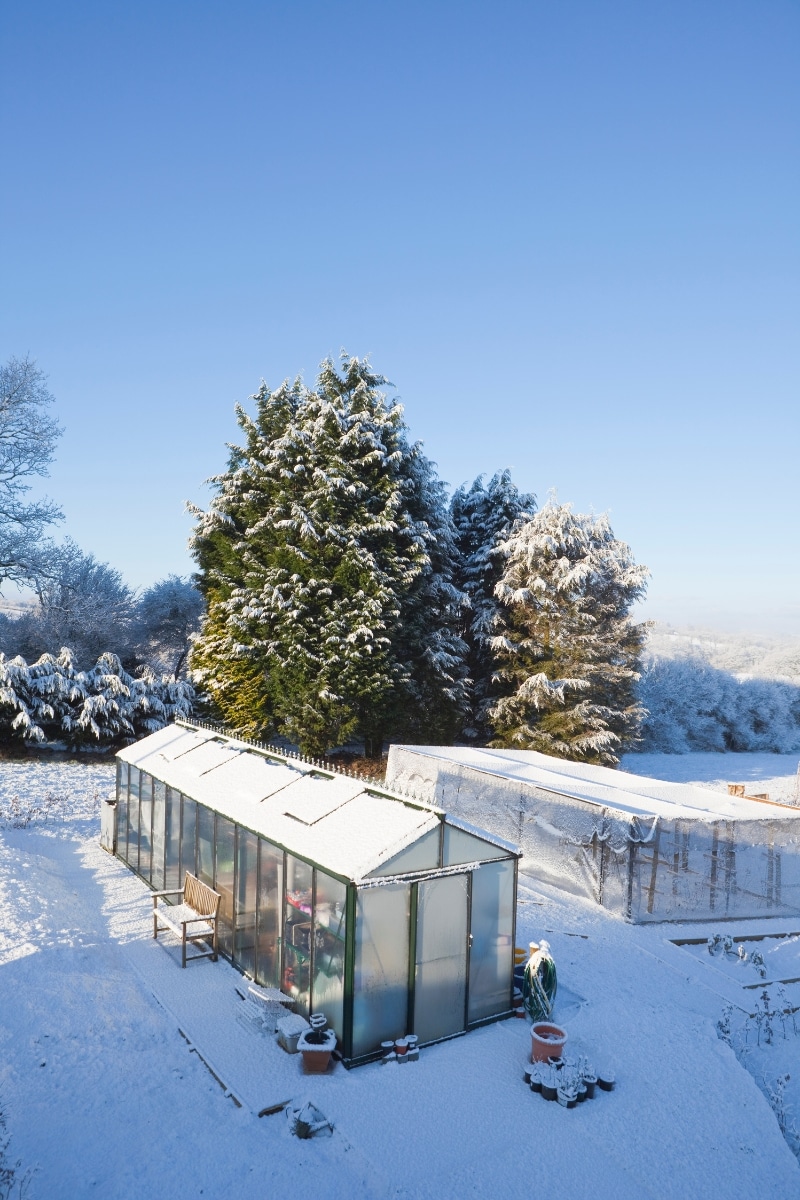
[{"x1": 646, "y1": 624, "x2": 800, "y2": 683}]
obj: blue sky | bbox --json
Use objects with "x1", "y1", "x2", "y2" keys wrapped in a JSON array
[{"x1": 2, "y1": 1, "x2": 798, "y2": 632}]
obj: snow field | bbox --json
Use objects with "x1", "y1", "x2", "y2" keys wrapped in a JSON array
[{"x1": 0, "y1": 755, "x2": 798, "y2": 1198}]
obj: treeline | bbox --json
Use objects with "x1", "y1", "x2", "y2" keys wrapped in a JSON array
[
  {"x1": 3, "y1": 353, "x2": 791, "y2": 761},
  {"x1": 638, "y1": 651, "x2": 800, "y2": 754},
  {"x1": 0, "y1": 546, "x2": 203, "y2": 748},
  {"x1": 189, "y1": 355, "x2": 648, "y2": 764},
  {"x1": 0, "y1": 544, "x2": 203, "y2": 677}
]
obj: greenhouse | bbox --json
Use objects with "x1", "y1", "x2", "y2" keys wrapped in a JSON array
[
  {"x1": 112, "y1": 722, "x2": 520, "y2": 1065},
  {"x1": 386, "y1": 745, "x2": 800, "y2": 924}
]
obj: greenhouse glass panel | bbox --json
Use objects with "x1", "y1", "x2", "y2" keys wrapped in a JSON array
[
  {"x1": 215, "y1": 816, "x2": 236, "y2": 958},
  {"x1": 312, "y1": 871, "x2": 346, "y2": 1039},
  {"x1": 151, "y1": 780, "x2": 166, "y2": 890},
  {"x1": 256, "y1": 840, "x2": 283, "y2": 989},
  {"x1": 181, "y1": 798, "x2": 197, "y2": 885},
  {"x1": 234, "y1": 828, "x2": 258, "y2": 976},
  {"x1": 127, "y1": 766, "x2": 141, "y2": 869},
  {"x1": 116, "y1": 763, "x2": 130, "y2": 864},
  {"x1": 369, "y1": 828, "x2": 440, "y2": 876},
  {"x1": 164, "y1": 788, "x2": 181, "y2": 891},
  {"x1": 414, "y1": 874, "x2": 468, "y2": 1044},
  {"x1": 467, "y1": 859, "x2": 514, "y2": 1023},
  {"x1": 443, "y1": 825, "x2": 507, "y2": 865},
  {"x1": 352, "y1": 884, "x2": 410, "y2": 1059},
  {"x1": 284, "y1": 855, "x2": 313, "y2": 1015},
  {"x1": 197, "y1": 805, "x2": 214, "y2": 888},
  {"x1": 138, "y1": 773, "x2": 153, "y2": 882}
]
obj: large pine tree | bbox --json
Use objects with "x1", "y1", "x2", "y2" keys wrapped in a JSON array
[
  {"x1": 189, "y1": 355, "x2": 467, "y2": 757},
  {"x1": 488, "y1": 500, "x2": 648, "y2": 764},
  {"x1": 450, "y1": 470, "x2": 535, "y2": 741}
]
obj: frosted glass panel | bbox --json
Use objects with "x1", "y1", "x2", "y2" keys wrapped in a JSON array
[
  {"x1": 312, "y1": 871, "x2": 346, "y2": 1040},
  {"x1": 468, "y1": 860, "x2": 514, "y2": 1023},
  {"x1": 127, "y1": 767, "x2": 140, "y2": 868},
  {"x1": 352, "y1": 884, "x2": 410, "y2": 1058},
  {"x1": 181, "y1": 798, "x2": 196, "y2": 885},
  {"x1": 256, "y1": 841, "x2": 283, "y2": 989},
  {"x1": 284, "y1": 856, "x2": 313, "y2": 1015},
  {"x1": 197, "y1": 805, "x2": 214, "y2": 887},
  {"x1": 414, "y1": 875, "x2": 468, "y2": 1043},
  {"x1": 138, "y1": 774, "x2": 152, "y2": 881},
  {"x1": 117, "y1": 766, "x2": 130, "y2": 864},
  {"x1": 443, "y1": 825, "x2": 508, "y2": 865},
  {"x1": 234, "y1": 829, "x2": 258, "y2": 976},
  {"x1": 165, "y1": 788, "x2": 181, "y2": 890},
  {"x1": 151, "y1": 781, "x2": 166, "y2": 890},
  {"x1": 215, "y1": 816, "x2": 235, "y2": 957},
  {"x1": 369, "y1": 828, "x2": 440, "y2": 876}
]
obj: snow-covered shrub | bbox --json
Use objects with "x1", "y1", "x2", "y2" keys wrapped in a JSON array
[
  {"x1": 638, "y1": 651, "x2": 800, "y2": 753},
  {"x1": 0, "y1": 650, "x2": 194, "y2": 746}
]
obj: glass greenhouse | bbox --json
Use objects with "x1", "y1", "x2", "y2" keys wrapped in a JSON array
[{"x1": 113, "y1": 722, "x2": 520, "y2": 1065}]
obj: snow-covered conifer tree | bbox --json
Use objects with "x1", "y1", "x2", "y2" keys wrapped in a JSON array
[
  {"x1": 450, "y1": 470, "x2": 535, "y2": 740},
  {"x1": 189, "y1": 355, "x2": 467, "y2": 756},
  {"x1": 488, "y1": 500, "x2": 648, "y2": 764}
]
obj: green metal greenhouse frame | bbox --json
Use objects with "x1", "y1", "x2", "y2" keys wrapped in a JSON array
[{"x1": 112, "y1": 721, "x2": 520, "y2": 1066}]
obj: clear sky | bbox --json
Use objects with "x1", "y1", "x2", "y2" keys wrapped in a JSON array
[{"x1": 2, "y1": 1, "x2": 798, "y2": 633}]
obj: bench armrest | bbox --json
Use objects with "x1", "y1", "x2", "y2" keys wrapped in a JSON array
[{"x1": 152, "y1": 889, "x2": 184, "y2": 900}]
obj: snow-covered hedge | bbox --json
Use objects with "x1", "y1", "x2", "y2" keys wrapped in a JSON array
[{"x1": 0, "y1": 649, "x2": 194, "y2": 746}]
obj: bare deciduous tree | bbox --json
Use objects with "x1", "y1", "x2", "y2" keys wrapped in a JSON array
[{"x1": 0, "y1": 356, "x2": 63, "y2": 587}]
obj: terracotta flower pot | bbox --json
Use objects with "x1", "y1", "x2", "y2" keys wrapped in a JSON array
[
  {"x1": 530, "y1": 1022, "x2": 568, "y2": 1063},
  {"x1": 297, "y1": 1028, "x2": 336, "y2": 1074}
]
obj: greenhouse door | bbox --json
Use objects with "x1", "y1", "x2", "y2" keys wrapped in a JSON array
[{"x1": 413, "y1": 874, "x2": 469, "y2": 1044}]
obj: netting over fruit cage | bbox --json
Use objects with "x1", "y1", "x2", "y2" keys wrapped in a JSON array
[{"x1": 386, "y1": 746, "x2": 800, "y2": 924}]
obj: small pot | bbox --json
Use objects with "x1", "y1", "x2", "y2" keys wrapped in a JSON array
[
  {"x1": 598, "y1": 1072, "x2": 615, "y2": 1092},
  {"x1": 531, "y1": 1023, "x2": 568, "y2": 1064},
  {"x1": 557, "y1": 1088, "x2": 578, "y2": 1109},
  {"x1": 541, "y1": 1075, "x2": 558, "y2": 1102},
  {"x1": 577, "y1": 1084, "x2": 588, "y2": 1103},
  {"x1": 395, "y1": 1037, "x2": 409, "y2": 1056},
  {"x1": 582, "y1": 1075, "x2": 597, "y2": 1099}
]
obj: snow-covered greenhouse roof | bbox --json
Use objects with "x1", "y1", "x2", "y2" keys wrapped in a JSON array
[
  {"x1": 392, "y1": 745, "x2": 792, "y2": 823},
  {"x1": 117, "y1": 723, "x2": 516, "y2": 881}
]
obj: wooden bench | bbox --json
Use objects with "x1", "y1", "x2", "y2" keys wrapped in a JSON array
[{"x1": 152, "y1": 873, "x2": 221, "y2": 968}]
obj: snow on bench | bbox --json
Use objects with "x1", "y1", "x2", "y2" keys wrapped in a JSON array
[{"x1": 152, "y1": 873, "x2": 221, "y2": 968}]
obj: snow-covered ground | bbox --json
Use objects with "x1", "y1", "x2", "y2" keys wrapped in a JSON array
[
  {"x1": 1, "y1": 754, "x2": 799, "y2": 1199},
  {"x1": 621, "y1": 750, "x2": 800, "y2": 804}
]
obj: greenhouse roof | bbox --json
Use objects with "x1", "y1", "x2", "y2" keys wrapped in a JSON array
[
  {"x1": 118, "y1": 724, "x2": 515, "y2": 880},
  {"x1": 395, "y1": 745, "x2": 797, "y2": 823}
]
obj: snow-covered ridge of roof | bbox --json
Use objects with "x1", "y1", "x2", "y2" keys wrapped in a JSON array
[
  {"x1": 118, "y1": 723, "x2": 515, "y2": 880},
  {"x1": 395, "y1": 745, "x2": 798, "y2": 823}
]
